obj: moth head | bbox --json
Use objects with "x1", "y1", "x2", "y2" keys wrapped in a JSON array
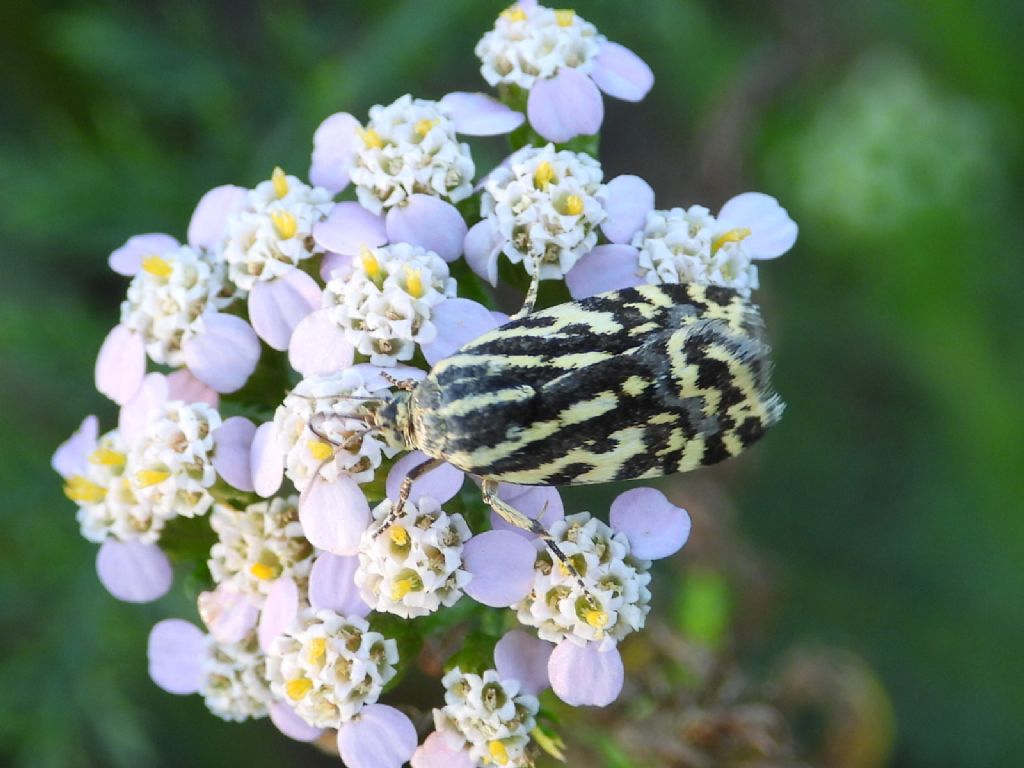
[{"x1": 373, "y1": 390, "x2": 417, "y2": 451}]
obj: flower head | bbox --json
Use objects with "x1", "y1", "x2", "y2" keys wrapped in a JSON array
[{"x1": 201, "y1": 631, "x2": 276, "y2": 722}]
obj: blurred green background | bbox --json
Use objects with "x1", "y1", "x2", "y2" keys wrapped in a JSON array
[{"x1": 2, "y1": 1, "x2": 1022, "y2": 766}]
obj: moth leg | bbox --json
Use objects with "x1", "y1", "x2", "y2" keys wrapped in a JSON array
[
  {"x1": 511, "y1": 254, "x2": 543, "y2": 320},
  {"x1": 380, "y1": 371, "x2": 417, "y2": 392},
  {"x1": 371, "y1": 456, "x2": 447, "y2": 539}
]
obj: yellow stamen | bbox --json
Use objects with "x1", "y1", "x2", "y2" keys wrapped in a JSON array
[
  {"x1": 249, "y1": 562, "x2": 275, "y2": 580},
  {"x1": 286, "y1": 677, "x2": 313, "y2": 701},
  {"x1": 584, "y1": 608, "x2": 608, "y2": 629},
  {"x1": 562, "y1": 194, "x2": 584, "y2": 216},
  {"x1": 555, "y1": 9, "x2": 575, "y2": 26},
  {"x1": 390, "y1": 575, "x2": 420, "y2": 601},
  {"x1": 307, "y1": 440, "x2": 334, "y2": 461},
  {"x1": 488, "y1": 740, "x2": 510, "y2": 765},
  {"x1": 405, "y1": 267, "x2": 425, "y2": 298},
  {"x1": 271, "y1": 210, "x2": 298, "y2": 239},
  {"x1": 141, "y1": 255, "x2": 173, "y2": 278},
  {"x1": 272, "y1": 166, "x2": 289, "y2": 199},
  {"x1": 389, "y1": 526, "x2": 410, "y2": 547},
  {"x1": 712, "y1": 227, "x2": 752, "y2": 254},
  {"x1": 358, "y1": 126, "x2": 384, "y2": 149},
  {"x1": 534, "y1": 160, "x2": 555, "y2": 189},
  {"x1": 63, "y1": 475, "x2": 106, "y2": 504},
  {"x1": 306, "y1": 637, "x2": 327, "y2": 664},
  {"x1": 360, "y1": 247, "x2": 382, "y2": 280},
  {"x1": 136, "y1": 469, "x2": 171, "y2": 487},
  {"x1": 414, "y1": 118, "x2": 439, "y2": 138},
  {"x1": 501, "y1": 5, "x2": 527, "y2": 22},
  {"x1": 89, "y1": 447, "x2": 126, "y2": 467}
]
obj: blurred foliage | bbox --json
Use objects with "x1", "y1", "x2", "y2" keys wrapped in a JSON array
[{"x1": 1, "y1": 1, "x2": 1022, "y2": 767}]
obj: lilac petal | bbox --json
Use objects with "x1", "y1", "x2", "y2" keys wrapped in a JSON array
[
  {"x1": 609, "y1": 487, "x2": 690, "y2": 560},
  {"x1": 527, "y1": 67, "x2": 604, "y2": 144},
  {"x1": 96, "y1": 540, "x2": 172, "y2": 603},
  {"x1": 248, "y1": 269, "x2": 322, "y2": 351},
  {"x1": 95, "y1": 324, "x2": 146, "y2": 405},
  {"x1": 182, "y1": 312, "x2": 260, "y2": 393},
  {"x1": 289, "y1": 309, "x2": 354, "y2": 377},
  {"x1": 718, "y1": 192, "x2": 798, "y2": 259},
  {"x1": 439, "y1": 91, "x2": 525, "y2": 136},
  {"x1": 338, "y1": 705, "x2": 417, "y2": 768},
  {"x1": 118, "y1": 372, "x2": 168, "y2": 445},
  {"x1": 464, "y1": 220, "x2": 502, "y2": 286},
  {"x1": 548, "y1": 640, "x2": 624, "y2": 707},
  {"x1": 320, "y1": 251, "x2": 353, "y2": 282},
  {"x1": 565, "y1": 245, "x2": 643, "y2": 300},
  {"x1": 109, "y1": 233, "x2": 178, "y2": 276},
  {"x1": 489, "y1": 485, "x2": 564, "y2": 537},
  {"x1": 259, "y1": 576, "x2": 299, "y2": 653},
  {"x1": 300, "y1": 475, "x2": 371, "y2": 556},
  {"x1": 420, "y1": 299, "x2": 498, "y2": 366},
  {"x1": 52, "y1": 415, "x2": 99, "y2": 479},
  {"x1": 411, "y1": 732, "x2": 475, "y2": 768},
  {"x1": 463, "y1": 531, "x2": 536, "y2": 607},
  {"x1": 308, "y1": 553, "x2": 370, "y2": 618},
  {"x1": 188, "y1": 185, "x2": 247, "y2": 250},
  {"x1": 165, "y1": 368, "x2": 219, "y2": 407},
  {"x1": 270, "y1": 701, "x2": 324, "y2": 742},
  {"x1": 600, "y1": 175, "x2": 654, "y2": 244},
  {"x1": 311, "y1": 112, "x2": 360, "y2": 193},
  {"x1": 494, "y1": 630, "x2": 554, "y2": 696},
  {"x1": 213, "y1": 416, "x2": 257, "y2": 492},
  {"x1": 386, "y1": 451, "x2": 464, "y2": 505},
  {"x1": 251, "y1": 421, "x2": 284, "y2": 498},
  {"x1": 491, "y1": 311, "x2": 509, "y2": 326},
  {"x1": 385, "y1": 195, "x2": 467, "y2": 263},
  {"x1": 313, "y1": 202, "x2": 387, "y2": 256},
  {"x1": 198, "y1": 586, "x2": 259, "y2": 643},
  {"x1": 147, "y1": 619, "x2": 204, "y2": 695},
  {"x1": 590, "y1": 41, "x2": 654, "y2": 102}
]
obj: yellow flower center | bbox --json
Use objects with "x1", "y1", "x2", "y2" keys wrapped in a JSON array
[
  {"x1": 306, "y1": 637, "x2": 327, "y2": 664},
  {"x1": 414, "y1": 118, "x2": 440, "y2": 138},
  {"x1": 272, "y1": 166, "x2": 289, "y2": 199},
  {"x1": 249, "y1": 562, "x2": 275, "y2": 580},
  {"x1": 584, "y1": 608, "x2": 609, "y2": 629},
  {"x1": 358, "y1": 127, "x2": 384, "y2": 149},
  {"x1": 488, "y1": 740, "x2": 510, "y2": 765},
  {"x1": 501, "y1": 5, "x2": 527, "y2": 22},
  {"x1": 141, "y1": 255, "x2": 173, "y2": 278},
  {"x1": 360, "y1": 247, "x2": 382, "y2": 281},
  {"x1": 404, "y1": 267, "x2": 425, "y2": 298},
  {"x1": 136, "y1": 469, "x2": 171, "y2": 487},
  {"x1": 390, "y1": 574, "x2": 422, "y2": 601},
  {"x1": 555, "y1": 9, "x2": 576, "y2": 26},
  {"x1": 307, "y1": 440, "x2": 334, "y2": 461},
  {"x1": 285, "y1": 677, "x2": 313, "y2": 701},
  {"x1": 89, "y1": 447, "x2": 126, "y2": 467},
  {"x1": 712, "y1": 227, "x2": 752, "y2": 254},
  {"x1": 389, "y1": 526, "x2": 410, "y2": 547},
  {"x1": 63, "y1": 475, "x2": 107, "y2": 504},
  {"x1": 561, "y1": 194, "x2": 584, "y2": 216},
  {"x1": 534, "y1": 160, "x2": 555, "y2": 189},
  {"x1": 271, "y1": 210, "x2": 298, "y2": 239}
]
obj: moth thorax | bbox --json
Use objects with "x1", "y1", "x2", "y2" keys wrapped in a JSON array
[{"x1": 375, "y1": 391, "x2": 416, "y2": 451}]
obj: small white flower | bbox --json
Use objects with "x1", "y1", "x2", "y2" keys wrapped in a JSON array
[
  {"x1": 323, "y1": 242, "x2": 456, "y2": 366},
  {"x1": 350, "y1": 95, "x2": 475, "y2": 214},
  {"x1": 514, "y1": 512, "x2": 651, "y2": 649},
  {"x1": 476, "y1": 5, "x2": 604, "y2": 91},
  {"x1": 200, "y1": 631, "x2": 275, "y2": 722},
  {"x1": 267, "y1": 608, "x2": 399, "y2": 728},
  {"x1": 208, "y1": 496, "x2": 315, "y2": 605},
  {"x1": 355, "y1": 496, "x2": 472, "y2": 618},
  {"x1": 481, "y1": 144, "x2": 606, "y2": 280},
  {"x1": 434, "y1": 667, "x2": 539, "y2": 768}
]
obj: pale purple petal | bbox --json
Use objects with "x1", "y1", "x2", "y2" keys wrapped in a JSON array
[
  {"x1": 320, "y1": 251, "x2": 354, "y2": 282},
  {"x1": 248, "y1": 269, "x2": 323, "y2": 351},
  {"x1": 300, "y1": 475, "x2": 371, "y2": 556},
  {"x1": 338, "y1": 705, "x2": 417, "y2": 768},
  {"x1": 95, "y1": 324, "x2": 146, "y2": 405},
  {"x1": 213, "y1": 416, "x2": 257, "y2": 492},
  {"x1": 590, "y1": 41, "x2": 654, "y2": 102},
  {"x1": 491, "y1": 311, "x2": 509, "y2": 326},
  {"x1": 440, "y1": 91, "x2": 525, "y2": 136},
  {"x1": 109, "y1": 233, "x2": 178, "y2": 276},
  {"x1": 289, "y1": 309, "x2": 354, "y2": 377},
  {"x1": 463, "y1": 531, "x2": 536, "y2": 607},
  {"x1": 96, "y1": 540, "x2": 172, "y2": 603},
  {"x1": 270, "y1": 701, "x2": 324, "y2": 742},
  {"x1": 489, "y1": 485, "x2": 564, "y2": 537},
  {"x1": 385, "y1": 195, "x2": 467, "y2": 263},
  {"x1": 308, "y1": 553, "x2": 370, "y2": 618},
  {"x1": 118, "y1": 372, "x2": 168, "y2": 445},
  {"x1": 609, "y1": 487, "x2": 690, "y2": 560},
  {"x1": 600, "y1": 175, "x2": 654, "y2": 244},
  {"x1": 548, "y1": 640, "x2": 624, "y2": 707},
  {"x1": 718, "y1": 192, "x2": 798, "y2": 259},
  {"x1": 147, "y1": 619, "x2": 204, "y2": 695},
  {"x1": 165, "y1": 368, "x2": 219, "y2": 407},
  {"x1": 464, "y1": 220, "x2": 502, "y2": 286},
  {"x1": 411, "y1": 732, "x2": 475, "y2": 768},
  {"x1": 188, "y1": 185, "x2": 247, "y2": 250},
  {"x1": 565, "y1": 245, "x2": 643, "y2": 299},
  {"x1": 52, "y1": 415, "x2": 99, "y2": 479},
  {"x1": 494, "y1": 630, "x2": 553, "y2": 696},
  {"x1": 420, "y1": 299, "x2": 498, "y2": 366},
  {"x1": 182, "y1": 312, "x2": 260, "y2": 393},
  {"x1": 259, "y1": 576, "x2": 299, "y2": 653},
  {"x1": 251, "y1": 421, "x2": 284, "y2": 498},
  {"x1": 198, "y1": 585, "x2": 259, "y2": 643},
  {"x1": 313, "y1": 202, "x2": 387, "y2": 256},
  {"x1": 527, "y1": 67, "x2": 604, "y2": 144},
  {"x1": 311, "y1": 112, "x2": 360, "y2": 193},
  {"x1": 386, "y1": 451, "x2": 464, "y2": 505}
]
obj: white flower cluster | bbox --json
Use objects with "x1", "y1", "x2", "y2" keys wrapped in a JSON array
[
  {"x1": 267, "y1": 608, "x2": 399, "y2": 727},
  {"x1": 633, "y1": 206, "x2": 760, "y2": 297},
  {"x1": 356, "y1": 496, "x2": 471, "y2": 618},
  {"x1": 222, "y1": 168, "x2": 333, "y2": 291},
  {"x1": 120, "y1": 245, "x2": 233, "y2": 366},
  {"x1": 475, "y1": 5, "x2": 603, "y2": 90},
  {"x1": 200, "y1": 631, "x2": 275, "y2": 722},
  {"x1": 323, "y1": 243, "x2": 457, "y2": 366},
  {"x1": 515, "y1": 512, "x2": 651, "y2": 648},
  {"x1": 350, "y1": 95, "x2": 475, "y2": 214},
  {"x1": 208, "y1": 497, "x2": 314, "y2": 605},
  {"x1": 481, "y1": 144, "x2": 606, "y2": 279},
  {"x1": 434, "y1": 668, "x2": 539, "y2": 768},
  {"x1": 131, "y1": 400, "x2": 222, "y2": 519},
  {"x1": 274, "y1": 369, "x2": 397, "y2": 490}
]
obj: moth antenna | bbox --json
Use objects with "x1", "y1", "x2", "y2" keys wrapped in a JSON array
[{"x1": 380, "y1": 372, "x2": 417, "y2": 392}]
